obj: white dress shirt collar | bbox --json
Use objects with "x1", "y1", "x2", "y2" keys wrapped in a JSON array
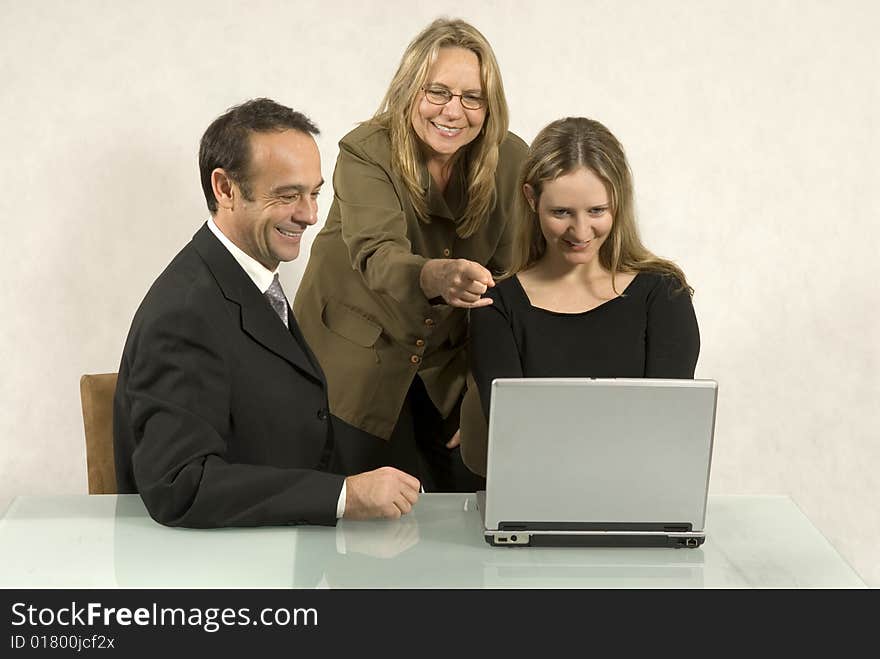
[{"x1": 207, "y1": 217, "x2": 278, "y2": 294}]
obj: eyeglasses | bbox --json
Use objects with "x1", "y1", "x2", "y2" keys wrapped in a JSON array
[{"x1": 421, "y1": 85, "x2": 487, "y2": 111}]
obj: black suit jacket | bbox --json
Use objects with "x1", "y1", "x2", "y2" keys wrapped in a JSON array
[{"x1": 114, "y1": 224, "x2": 346, "y2": 528}]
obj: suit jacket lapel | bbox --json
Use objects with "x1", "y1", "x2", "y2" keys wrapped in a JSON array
[
  {"x1": 287, "y1": 308, "x2": 324, "y2": 378},
  {"x1": 192, "y1": 224, "x2": 324, "y2": 384}
]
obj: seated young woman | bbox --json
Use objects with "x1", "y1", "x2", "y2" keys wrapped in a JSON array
[{"x1": 459, "y1": 116, "x2": 700, "y2": 476}]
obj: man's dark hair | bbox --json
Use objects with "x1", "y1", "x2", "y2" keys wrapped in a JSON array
[{"x1": 199, "y1": 98, "x2": 320, "y2": 214}]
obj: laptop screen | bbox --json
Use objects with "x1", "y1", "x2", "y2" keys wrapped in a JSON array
[{"x1": 482, "y1": 378, "x2": 717, "y2": 533}]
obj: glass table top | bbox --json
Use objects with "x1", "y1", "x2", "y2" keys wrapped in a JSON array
[{"x1": 0, "y1": 494, "x2": 865, "y2": 588}]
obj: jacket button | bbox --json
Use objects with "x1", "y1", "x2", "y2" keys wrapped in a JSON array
[
  {"x1": 317, "y1": 408, "x2": 329, "y2": 421},
  {"x1": 416, "y1": 339, "x2": 425, "y2": 348},
  {"x1": 410, "y1": 355, "x2": 421, "y2": 365},
  {"x1": 424, "y1": 318, "x2": 434, "y2": 327},
  {"x1": 442, "y1": 248, "x2": 451, "y2": 257}
]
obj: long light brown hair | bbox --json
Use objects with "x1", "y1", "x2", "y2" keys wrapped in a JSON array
[
  {"x1": 371, "y1": 18, "x2": 510, "y2": 239},
  {"x1": 508, "y1": 117, "x2": 692, "y2": 295}
]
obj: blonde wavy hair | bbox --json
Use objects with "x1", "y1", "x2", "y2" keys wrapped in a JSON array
[
  {"x1": 371, "y1": 18, "x2": 509, "y2": 239},
  {"x1": 508, "y1": 117, "x2": 692, "y2": 295}
]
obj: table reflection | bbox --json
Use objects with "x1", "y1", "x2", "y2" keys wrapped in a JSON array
[{"x1": 112, "y1": 495, "x2": 704, "y2": 588}]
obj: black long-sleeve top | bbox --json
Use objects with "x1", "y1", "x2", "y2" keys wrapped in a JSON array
[{"x1": 468, "y1": 271, "x2": 700, "y2": 421}]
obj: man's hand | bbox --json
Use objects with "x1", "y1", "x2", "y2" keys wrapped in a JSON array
[
  {"x1": 343, "y1": 467, "x2": 421, "y2": 520},
  {"x1": 419, "y1": 258, "x2": 495, "y2": 308}
]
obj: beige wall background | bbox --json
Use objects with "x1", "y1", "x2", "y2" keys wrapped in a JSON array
[{"x1": 1, "y1": 0, "x2": 877, "y2": 585}]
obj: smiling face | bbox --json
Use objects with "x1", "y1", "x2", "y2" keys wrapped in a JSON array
[
  {"x1": 410, "y1": 46, "x2": 486, "y2": 166},
  {"x1": 223, "y1": 129, "x2": 323, "y2": 270},
  {"x1": 526, "y1": 167, "x2": 614, "y2": 271}
]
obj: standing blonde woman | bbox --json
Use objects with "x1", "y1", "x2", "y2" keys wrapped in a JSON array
[
  {"x1": 459, "y1": 117, "x2": 700, "y2": 476},
  {"x1": 293, "y1": 19, "x2": 527, "y2": 492}
]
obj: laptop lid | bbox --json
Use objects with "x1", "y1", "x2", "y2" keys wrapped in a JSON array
[{"x1": 481, "y1": 379, "x2": 717, "y2": 538}]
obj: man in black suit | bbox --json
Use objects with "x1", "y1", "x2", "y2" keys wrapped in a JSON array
[{"x1": 114, "y1": 98, "x2": 420, "y2": 528}]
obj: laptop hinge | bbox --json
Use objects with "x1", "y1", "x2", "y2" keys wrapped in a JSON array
[{"x1": 499, "y1": 522, "x2": 693, "y2": 532}]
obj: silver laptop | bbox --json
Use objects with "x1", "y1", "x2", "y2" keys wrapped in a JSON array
[{"x1": 477, "y1": 378, "x2": 718, "y2": 548}]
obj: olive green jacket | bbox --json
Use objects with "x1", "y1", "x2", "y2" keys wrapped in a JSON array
[{"x1": 293, "y1": 123, "x2": 527, "y2": 439}]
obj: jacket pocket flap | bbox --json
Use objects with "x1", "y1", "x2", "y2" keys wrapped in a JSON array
[{"x1": 322, "y1": 299, "x2": 382, "y2": 347}]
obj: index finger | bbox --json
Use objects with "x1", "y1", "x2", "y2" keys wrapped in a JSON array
[{"x1": 461, "y1": 260, "x2": 494, "y2": 286}]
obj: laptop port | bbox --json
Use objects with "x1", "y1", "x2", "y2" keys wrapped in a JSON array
[
  {"x1": 685, "y1": 538, "x2": 699, "y2": 548},
  {"x1": 493, "y1": 533, "x2": 530, "y2": 546}
]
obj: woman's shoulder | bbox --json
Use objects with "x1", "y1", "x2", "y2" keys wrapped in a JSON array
[
  {"x1": 494, "y1": 131, "x2": 529, "y2": 186},
  {"x1": 632, "y1": 270, "x2": 693, "y2": 305},
  {"x1": 470, "y1": 279, "x2": 522, "y2": 328},
  {"x1": 629, "y1": 270, "x2": 664, "y2": 288},
  {"x1": 499, "y1": 130, "x2": 529, "y2": 159},
  {"x1": 483, "y1": 275, "x2": 529, "y2": 311},
  {"x1": 339, "y1": 123, "x2": 392, "y2": 161}
]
